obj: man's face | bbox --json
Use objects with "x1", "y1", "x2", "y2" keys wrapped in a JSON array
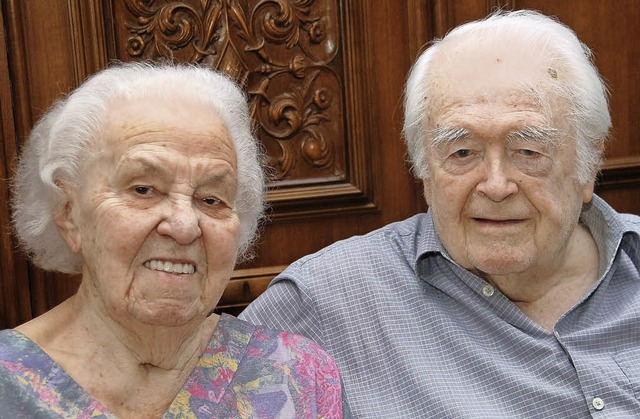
[
  {"x1": 58, "y1": 95, "x2": 241, "y2": 327},
  {"x1": 422, "y1": 38, "x2": 596, "y2": 279}
]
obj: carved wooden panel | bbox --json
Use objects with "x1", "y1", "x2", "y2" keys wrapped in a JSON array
[{"x1": 109, "y1": 0, "x2": 377, "y2": 219}]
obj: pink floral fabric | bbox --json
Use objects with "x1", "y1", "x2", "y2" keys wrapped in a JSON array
[{"x1": 0, "y1": 314, "x2": 343, "y2": 418}]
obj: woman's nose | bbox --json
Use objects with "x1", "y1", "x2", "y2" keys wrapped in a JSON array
[{"x1": 157, "y1": 198, "x2": 202, "y2": 244}]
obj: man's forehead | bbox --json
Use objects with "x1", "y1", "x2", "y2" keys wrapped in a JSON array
[
  {"x1": 424, "y1": 36, "x2": 565, "y2": 124},
  {"x1": 430, "y1": 35, "x2": 553, "y2": 96}
]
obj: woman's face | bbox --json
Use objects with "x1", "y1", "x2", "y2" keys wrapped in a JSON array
[{"x1": 57, "y1": 95, "x2": 241, "y2": 327}]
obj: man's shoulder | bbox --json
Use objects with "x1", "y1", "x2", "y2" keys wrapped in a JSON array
[
  {"x1": 291, "y1": 213, "x2": 428, "y2": 270},
  {"x1": 620, "y1": 212, "x2": 640, "y2": 230}
]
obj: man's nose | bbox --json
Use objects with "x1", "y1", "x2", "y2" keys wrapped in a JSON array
[
  {"x1": 157, "y1": 198, "x2": 202, "y2": 244},
  {"x1": 475, "y1": 158, "x2": 518, "y2": 201}
]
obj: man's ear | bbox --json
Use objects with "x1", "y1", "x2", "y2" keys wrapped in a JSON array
[
  {"x1": 53, "y1": 185, "x2": 82, "y2": 253},
  {"x1": 583, "y1": 138, "x2": 606, "y2": 204},
  {"x1": 582, "y1": 172, "x2": 597, "y2": 204},
  {"x1": 422, "y1": 178, "x2": 433, "y2": 207}
]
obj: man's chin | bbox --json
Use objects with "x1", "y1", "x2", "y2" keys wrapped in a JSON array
[{"x1": 469, "y1": 253, "x2": 532, "y2": 277}]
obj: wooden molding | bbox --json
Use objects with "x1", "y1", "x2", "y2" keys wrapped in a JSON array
[
  {"x1": 406, "y1": 0, "x2": 430, "y2": 62},
  {"x1": 3, "y1": 0, "x2": 32, "y2": 138},
  {"x1": 1, "y1": 0, "x2": 34, "y2": 329},
  {"x1": 217, "y1": 264, "x2": 289, "y2": 311},
  {"x1": 67, "y1": 0, "x2": 109, "y2": 84},
  {"x1": 431, "y1": 0, "x2": 453, "y2": 39},
  {"x1": 597, "y1": 156, "x2": 640, "y2": 191}
]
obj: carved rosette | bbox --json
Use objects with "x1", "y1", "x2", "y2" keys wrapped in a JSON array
[{"x1": 118, "y1": 0, "x2": 344, "y2": 185}]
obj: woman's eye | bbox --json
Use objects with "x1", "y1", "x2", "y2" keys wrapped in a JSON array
[{"x1": 134, "y1": 186, "x2": 153, "y2": 195}]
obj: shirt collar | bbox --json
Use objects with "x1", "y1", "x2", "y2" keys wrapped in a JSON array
[
  {"x1": 414, "y1": 210, "x2": 453, "y2": 266},
  {"x1": 580, "y1": 194, "x2": 640, "y2": 278}
]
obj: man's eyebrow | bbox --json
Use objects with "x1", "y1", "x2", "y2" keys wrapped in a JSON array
[
  {"x1": 430, "y1": 126, "x2": 470, "y2": 146},
  {"x1": 506, "y1": 126, "x2": 560, "y2": 147}
]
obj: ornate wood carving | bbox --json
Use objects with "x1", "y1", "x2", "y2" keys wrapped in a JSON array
[{"x1": 112, "y1": 0, "x2": 377, "y2": 219}]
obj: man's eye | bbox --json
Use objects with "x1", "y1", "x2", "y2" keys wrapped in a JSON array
[
  {"x1": 518, "y1": 149, "x2": 540, "y2": 157},
  {"x1": 202, "y1": 197, "x2": 221, "y2": 206},
  {"x1": 134, "y1": 186, "x2": 152, "y2": 195},
  {"x1": 452, "y1": 149, "x2": 471, "y2": 158}
]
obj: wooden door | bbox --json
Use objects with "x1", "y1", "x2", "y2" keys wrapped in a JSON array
[{"x1": 1, "y1": 0, "x2": 638, "y2": 329}]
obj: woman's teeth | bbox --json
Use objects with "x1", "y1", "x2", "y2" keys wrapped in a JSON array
[{"x1": 144, "y1": 260, "x2": 195, "y2": 274}]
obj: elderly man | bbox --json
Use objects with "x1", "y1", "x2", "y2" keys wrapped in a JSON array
[{"x1": 241, "y1": 9, "x2": 640, "y2": 418}]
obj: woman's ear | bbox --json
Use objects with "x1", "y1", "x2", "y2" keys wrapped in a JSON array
[{"x1": 53, "y1": 185, "x2": 82, "y2": 253}]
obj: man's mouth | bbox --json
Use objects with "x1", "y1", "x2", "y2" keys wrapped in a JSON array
[
  {"x1": 143, "y1": 260, "x2": 196, "y2": 274},
  {"x1": 473, "y1": 218, "x2": 524, "y2": 224}
]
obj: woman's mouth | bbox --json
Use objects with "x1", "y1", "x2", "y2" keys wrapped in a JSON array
[{"x1": 143, "y1": 259, "x2": 196, "y2": 274}]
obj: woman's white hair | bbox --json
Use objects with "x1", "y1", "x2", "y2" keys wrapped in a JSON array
[
  {"x1": 11, "y1": 61, "x2": 265, "y2": 273},
  {"x1": 403, "y1": 9, "x2": 611, "y2": 185}
]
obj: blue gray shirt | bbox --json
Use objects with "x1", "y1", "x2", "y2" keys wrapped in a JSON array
[{"x1": 240, "y1": 195, "x2": 640, "y2": 418}]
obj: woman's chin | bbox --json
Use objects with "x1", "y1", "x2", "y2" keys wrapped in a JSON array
[{"x1": 129, "y1": 301, "x2": 207, "y2": 327}]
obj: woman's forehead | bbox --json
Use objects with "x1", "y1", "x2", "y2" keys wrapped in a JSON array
[{"x1": 103, "y1": 96, "x2": 231, "y2": 147}]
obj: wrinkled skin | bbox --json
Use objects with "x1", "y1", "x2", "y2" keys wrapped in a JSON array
[
  {"x1": 56, "y1": 95, "x2": 241, "y2": 329},
  {"x1": 421, "y1": 36, "x2": 599, "y2": 328}
]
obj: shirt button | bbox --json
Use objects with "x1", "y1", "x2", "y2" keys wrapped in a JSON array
[
  {"x1": 482, "y1": 285, "x2": 495, "y2": 297},
  {"x1": 592, "y1": 397, "x2": 604, "y2": 411}
]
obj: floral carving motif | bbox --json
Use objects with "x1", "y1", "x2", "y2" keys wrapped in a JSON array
[{"x1": 120, "y1": 0, "x2": 342, "y2": 182}]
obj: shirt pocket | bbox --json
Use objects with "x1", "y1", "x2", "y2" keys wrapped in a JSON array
[{"x1": 613, "y1": 349, "x2": 640, "y2": 400}]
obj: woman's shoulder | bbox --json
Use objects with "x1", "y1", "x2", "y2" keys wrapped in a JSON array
[
  {"x1": 0, "y1": 329, "x2": 37, "y2": 360},
  {"x1": 219, "y1": 314, "x2": 334, "y2": 360},
  {"x1": 0, "y1": 329, "x2": 63, "y2": 416},
  {"x1": 0, "y1": 328, "x2": 24, "y2": 342},
  {"x1": 0, "y1": 329, "x2": 57, "y2": 387},
  {"x1": 195, "y1": 314, "x2": 343, "y2": 417},
  {"x1": 0, "y1": 329, "x2": 21, "y2": 371},
  {"x1": 214, "y1": 313, "x2": 340, "y2": 381}
]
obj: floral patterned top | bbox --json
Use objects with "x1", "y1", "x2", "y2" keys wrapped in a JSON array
[{"x1": 0, "y1": 314, "x2": 342, "y2": 418}]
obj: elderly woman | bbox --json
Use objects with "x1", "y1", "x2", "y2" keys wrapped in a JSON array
[{"x1": 0, "y1": 62, "x2": 342, "y2": 418}]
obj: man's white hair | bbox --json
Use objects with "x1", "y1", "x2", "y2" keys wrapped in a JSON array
[{"x1": 403, "y1": 9, "x2": 611, "y2": 185}]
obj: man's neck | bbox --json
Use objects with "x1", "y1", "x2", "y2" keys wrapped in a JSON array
[{"x1": 485, "y1": 223, "x2": 600, "y2": 331}]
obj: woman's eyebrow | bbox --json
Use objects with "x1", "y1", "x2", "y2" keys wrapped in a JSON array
[
  {"x1": 116, "y1": 155, "x2": 236, "y2": 187},
  {"x1": 116, "y1": 155, "x2": 167, "y2": 178}
]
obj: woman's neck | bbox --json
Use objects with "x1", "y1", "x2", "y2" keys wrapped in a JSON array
[{"x1": 16, "y1": 285, "x2": 220, "y2": 417}]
